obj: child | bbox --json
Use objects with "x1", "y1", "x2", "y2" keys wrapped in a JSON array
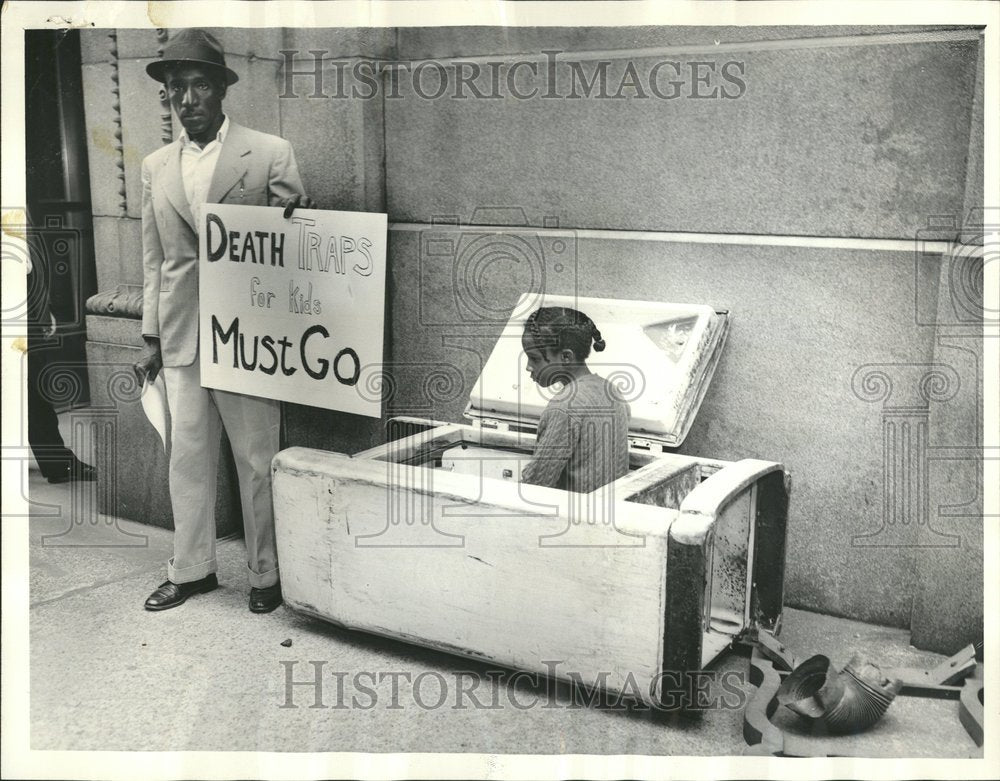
[{"x1": 520, "y1": 307, "x2": 631, "y2": 493}]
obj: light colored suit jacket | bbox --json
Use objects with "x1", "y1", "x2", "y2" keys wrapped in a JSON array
[{"x1": 141, "y1": 120, "x2": 306, "y2": 367}]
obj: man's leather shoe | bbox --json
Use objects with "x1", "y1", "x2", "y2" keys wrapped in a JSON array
[
  {"x1": 249, "y1": 583, "x2": 282, "y2": 613},
  {"x1": 144, "y1": 574, "x2": 218, "y2": 611}
]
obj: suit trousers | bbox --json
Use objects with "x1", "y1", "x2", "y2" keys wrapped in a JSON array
[{"x1": 162, "y1": 358, "x2": 280, "y2": 588}]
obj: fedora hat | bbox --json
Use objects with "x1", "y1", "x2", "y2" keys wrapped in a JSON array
[{"x1": 146, "y1": 28, "x2": 239, "y2": 85}]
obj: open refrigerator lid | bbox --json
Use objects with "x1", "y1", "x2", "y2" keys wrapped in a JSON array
[{"x1": 465, "y1": 293, "x2": 730, "y2": 447}]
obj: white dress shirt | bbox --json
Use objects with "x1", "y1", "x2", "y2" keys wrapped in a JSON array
[{"x1": 180, "y1": 114, "x2": 229, "y2": 227}]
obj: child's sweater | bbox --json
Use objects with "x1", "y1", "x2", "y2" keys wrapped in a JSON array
[{"x1": 520, "y1": 372, "x2": 631, "y2": 493}]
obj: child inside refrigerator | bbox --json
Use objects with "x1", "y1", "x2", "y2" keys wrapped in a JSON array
[{"x1": 520, "y1": 306, "x2": 630, "y2": 493}]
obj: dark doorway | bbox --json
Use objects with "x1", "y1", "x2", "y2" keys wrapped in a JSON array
[{"x1": 24, "y1": 29, "x2": 98, "y2": 407}]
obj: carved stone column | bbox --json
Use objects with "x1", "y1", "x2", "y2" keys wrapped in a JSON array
[
  {"x1": 155, "y1": 29, "x2": 173, "y2": 145},
  {"x1": 108, "y1": 31, "x2": 126, "y2": 214}
]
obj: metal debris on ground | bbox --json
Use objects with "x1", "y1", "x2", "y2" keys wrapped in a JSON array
[{"x1": 742, "y1": 634, "x2": 985, "y2": 756}]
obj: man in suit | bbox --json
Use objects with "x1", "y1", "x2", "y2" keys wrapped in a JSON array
[{"x1": 133, "y1": 29, "x2": 313, "y2": 613}]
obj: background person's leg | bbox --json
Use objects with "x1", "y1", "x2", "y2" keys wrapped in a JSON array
[{"x1": 26, "y1": 345, "x2": 85, "y2": 481}]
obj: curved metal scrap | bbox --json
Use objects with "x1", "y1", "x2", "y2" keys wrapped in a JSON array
[
  {"x1": 743, "y1": 648, "x2": 785, "y2": 755},
  {"x1": 755, "y1": 629, "x2": 797, "y2": 672},
  {"x1": 958, "y1": 667, "x2": 984, "y2": 748}
]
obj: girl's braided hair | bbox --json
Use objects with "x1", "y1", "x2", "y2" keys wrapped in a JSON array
[{"x1": 524, "y1": 307, "x2": 606, "y2": 359}]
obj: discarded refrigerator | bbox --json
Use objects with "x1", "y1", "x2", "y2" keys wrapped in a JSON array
[{"x1": 273, "y1": 293, "x2": 789, "y2": 707}]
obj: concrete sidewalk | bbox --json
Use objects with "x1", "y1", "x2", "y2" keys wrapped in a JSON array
[{"x1": 26, "y1": 469, "x2": 980, "y2": 756}]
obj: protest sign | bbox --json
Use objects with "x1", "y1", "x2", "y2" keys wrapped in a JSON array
[{"x1": 198, "y1": 204, "x2": 386, "y2": 417}]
